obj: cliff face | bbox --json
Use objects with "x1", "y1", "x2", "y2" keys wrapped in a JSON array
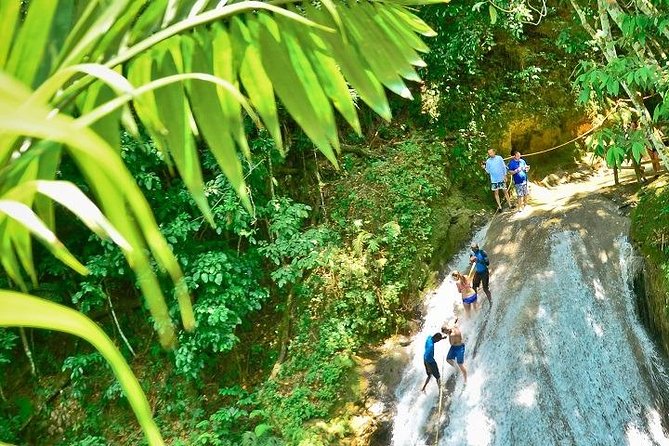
[{"x1": 631, "y1": 178, "x2": 669, "y2": 357}]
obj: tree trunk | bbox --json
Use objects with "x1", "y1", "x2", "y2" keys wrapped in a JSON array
[
  {"x1": 270, "y1": 290, "x2": 294, "y2": 380},
  {"x1": 570, "y1": 0, "x2": 669, "y2": 168},
  {"x1": 614, "y1": 164, "x2": 619, "y2": 185}
]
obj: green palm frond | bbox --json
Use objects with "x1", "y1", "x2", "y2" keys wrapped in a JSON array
[
  {"x1": 0, "y1": 0, "x2": 445, "y2": 442},
  {"x1": 0, "y1": 0, "x2": 441, "y2": 345}
]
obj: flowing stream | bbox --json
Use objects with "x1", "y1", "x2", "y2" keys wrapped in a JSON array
[{"x1": 390, "y1": 179, "x2": 669, "y2": 446}]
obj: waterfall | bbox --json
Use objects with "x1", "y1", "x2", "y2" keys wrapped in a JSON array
[{"x1": 390, "y1": 196, "x2": 669, "y2": 446}]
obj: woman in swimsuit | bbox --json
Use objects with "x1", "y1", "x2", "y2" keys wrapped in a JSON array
[{"x1": 451, "y1": 270, "x2": 477, "y2": 317}]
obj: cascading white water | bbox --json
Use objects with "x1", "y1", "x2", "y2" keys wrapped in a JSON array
[
  {"x1": 390, "y1": 187, "x2": 669, "y2": 446},
  {"x1": 391, "y1": 224, "x2": 492, "y2": 446}
]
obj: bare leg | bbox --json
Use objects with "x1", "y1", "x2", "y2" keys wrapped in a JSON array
[
  {"x1": 493, "y1": 189, "x2": 501, "y2": 209},
  {"x1": 463, "y1": 303, "x2": 471, "y2": 318},
  {"x1": 504, "y1": 188, "x2": 512, "y2": 207},
  {"x1": 458, "y1": 363, "x2": 468, "y2": 383},
  {"x1": 421, "y1": 375, "x2": 431, "y2": 392},
  {"x1": 447, "y1": 359, "x2": 456, "y2": 370}
]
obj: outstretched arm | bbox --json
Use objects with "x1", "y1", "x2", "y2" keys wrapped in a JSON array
[{"x1": 467, "y1": 263, "x2": 476, "y2": 280}]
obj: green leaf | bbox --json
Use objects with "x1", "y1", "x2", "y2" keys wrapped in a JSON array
[
  {"x1": 184, "y1": 34, "x2": 251, "y2": 211},
  {"x1": 578, "y1": 87, "x2": 590, "y2": 104},
  {"x1": 361, "y1": 2, "x2": 426, "y2": 69},
  {"x1": 489, "y1": 4, "x2": 498, "y2": 25},
  {"x1": 377, "y1": 6, "x2": 430, "y2": 54},
  {"x1": 5, "y1": 0, "x2": 59, "y2": 87},
  {"x1": 127, "y1": 54, "x2": 175, "y2": 171},
  {"x1": 0, "y1": 0, "x2": 21, "y2": 69},
  {"x1": 55, "y1": 1, "x2": 131, "y2": 70},
  {"x1": 338, "y1": 5, "x2": 413, "y2": 98},
  {"x1": 0, "y1": 72, "x2": 192, "y2": 345},
  {"x1": 232, "y1": 17, "x2": 283, "y2": 150},
  {"x1": 254, "y1": 423, "x2": 272, "y2": 438},
  {"x1": 303, "y1": 2, "x2": 391, "y2": 121},
  {"x1": 606, "y1": 78, "x2": 619, "y2": 96},
  {"x1": 211, "y1": 25, "x2": 250, "y2": 160},
  {"x1": 631, "y1": 141, "x2": 645, "y2": 162},
  {"x1": 388, "y1": 4, "x2": 437, "y2": 37},
  {"x1": 5, "y1": 180, "x2": 130, "y2": 251},
  {"x1": 0, "y1": 220, "x2": 28, "y2": 290},
  {"x1": 0, "y1": 291, "x2": 165, "y2": 446},
  {"x1": 152, "y1": 44, "x2": 212, "y2": 224},
  {"x1": 257, "y1": 14, "x2": 339, "y2": 167},
  {"x1": 282, "y1": 9, "x2": 361, "y2": 134},
  {"x1": 0, "y1": 199, "x2": 87, "y2": 275}
]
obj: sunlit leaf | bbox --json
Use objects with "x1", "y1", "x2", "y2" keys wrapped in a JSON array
[{"x1": 0, "y1": 291, "x2": 165, "y2": 446}]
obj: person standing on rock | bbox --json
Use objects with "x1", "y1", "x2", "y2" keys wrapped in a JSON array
[
  {"x1": 482, "y1": 149, "x2": 512, "y2": 212},
  {"x1": 442, "y1": 319, "x2": 467, "y2": 383},
  {"x1": 507, "y1": 150, "x2": 530, "y2": 212},
  {"x1": 421, "y1": 332, "x2": 444, "y2": 392},
  {"x1": 451, "y1": 270, "x2": 478, "y2": 317},
  {"x1": 470, "y1": 243, "x2": 492, "y2": 304}
]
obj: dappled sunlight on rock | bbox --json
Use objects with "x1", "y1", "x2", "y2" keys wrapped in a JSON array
[
  {"x1": 598, "y1": 249, "x2": 609, "y2": 264},
  {"x1": 585, "y1": 313, "x2": 604, "y2": 337},
  {"x1": 593, "y1": 278, "x2": 606, "y2": 301},
  {"x1": 391, "y1": 173, "x2": 669, "y2": 446},
  {"x1": 514, "y1": 382, "x2": 538, "y2": 408}
]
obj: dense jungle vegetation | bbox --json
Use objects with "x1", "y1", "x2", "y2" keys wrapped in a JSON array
[{"x1": 1, "y1": 0, "x2": 669, "y2": 445}]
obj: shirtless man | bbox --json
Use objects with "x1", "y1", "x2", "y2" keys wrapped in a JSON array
[{"x1": 442, "y1": 320, "x2": 468, "y2": 383}]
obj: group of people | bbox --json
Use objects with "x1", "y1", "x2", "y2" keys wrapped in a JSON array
[
  {"x1": 483, "y1": 148, "x2": 531, "y2": 213},
  {"x1": 421, "y1": 242, "x2": 493, "y2": 391},
  {"x1": 421, "y1": 148, "x2": 519, "y2": 392}
]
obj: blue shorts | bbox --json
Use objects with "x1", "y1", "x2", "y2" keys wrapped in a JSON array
[
  {"x1": 491, "y1": 181, "x2": 506, "y2": 191},
  {"x1": 515, "y1": 182, "x2": 529, "y2": 197},
  {"x1": 424, "y1": 358, "x2": 440, "y2": 379},
  {"x1": 447, "y1": 344, "x2": 465, "y2": 364},
  {"x1": 463, "y1": 293, "x2": 477, "y2": 305}
]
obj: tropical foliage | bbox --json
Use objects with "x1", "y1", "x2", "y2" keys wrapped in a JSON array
[
  {"x1": 563, "y1": 0, "x2": 669, "y2": 169},
  {"x1": 0, "y1": 0, "x2": 443, "y2": 443}
]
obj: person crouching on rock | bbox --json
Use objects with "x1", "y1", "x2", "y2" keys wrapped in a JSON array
[
  {"x1": 451, "y1": 270, "x2": 478, "y2": 317},
  {"x1": 421, "y1": 332, "x2": 444, "y2": 392}
]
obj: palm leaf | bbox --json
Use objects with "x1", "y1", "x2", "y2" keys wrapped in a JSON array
[
  {"x1": 0, "y1": 0, "x2": 444, "y2": 365},
  {"x1": 0, "y1": 291, "x2": 165, "y2": 446}
]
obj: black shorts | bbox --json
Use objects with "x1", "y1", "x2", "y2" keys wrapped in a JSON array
[
  {"x1": 424, "y1": 359, "x2": 440, "y2": 379},
  {"x1": 473, "y1": 269, "x2": 489, "y2": 290}
]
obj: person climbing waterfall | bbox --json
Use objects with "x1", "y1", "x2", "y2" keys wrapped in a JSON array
[
  {"x1": 442, "y1": 319, "x2": 467, "y2": 383},
  {"x1": 507, "y1": 149, "x2": 530, "y2": 212},
  {"x1": 451, "y1": 270, "x2": 478, "y2": 317},
  {"x1": 421, "y1": 332, "x2": 444, "y2": 392},
  {"x1": 482, "y1": 148, "x2": 512, "y2": 212},
  {"x1": 470, "y1": 243, "x2": 492, "y2": 304}
]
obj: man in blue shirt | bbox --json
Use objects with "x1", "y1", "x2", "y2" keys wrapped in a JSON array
[
  {"x1": 507, "y1": 150, "x2": 530, "y2": 212},
  {"x1": 483, "y1": 149, "x2": 512, "y2": 212},
  {"x1": 421, "y1": 332, "x2": 444, "y2": 392},
  {"x1": 470, "y1": 242, "x2": 492, "y2": 304}
]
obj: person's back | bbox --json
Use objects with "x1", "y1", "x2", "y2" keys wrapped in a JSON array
[
  {"x1": 421, "y1": 333, "x2": 443, "y2": 391},
  {"x1": 424, "y1": 335, "x2": 436, "y2": 361},
  {"x1": 472, "y1": 249, "x2": 489, "y2": 273},
  {"x1": 470, "y1": 243, "x2": 492, "y2": 303}
]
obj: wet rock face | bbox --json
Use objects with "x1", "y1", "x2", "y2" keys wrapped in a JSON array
[{"x1": 493, "y1": 114, "x2": 585, "y2": 159}]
